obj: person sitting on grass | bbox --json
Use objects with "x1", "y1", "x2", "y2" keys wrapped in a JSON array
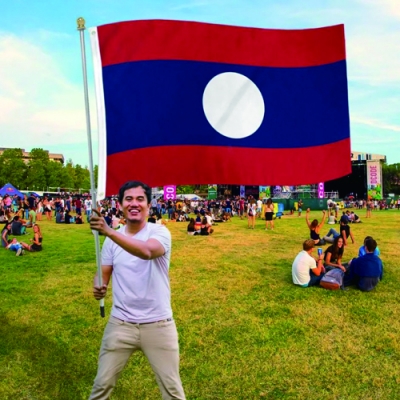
[
  {"x1": 358, "y1": 236, "x2": 380, "y2": 257},
  {"x1": 155, "y1": 213, "x2": 166, "y2": 226},
  {"x1": 350, "y1": 211, "x2": 362, "y2": 223},
  {"x1": 6, "y1": 238, "x2": 24, "y2": 256},
  {"x1": 0, "y1": 209, "x2": 7, "y2": 222},
  {"x1": 222, "y1": 212, "x2": 231, "y2": 222},
  {"x1": 187, "y1": 218, "x2": 197, "y2": 236},
  {"x1": 194, "y1": 213, "x2": 202, "y2": 232},
  {"x1": 1, "y1": 222, "x2": 12, "y2": 248},
  {"x1": 323, "y1": 218, "x2": 355, "y2": 246},
  {"x1": 305, "y1": 208, "x2": 327, "y2": 245},
  {"x1": 56, "y1": 208, "x2": 64, "y2": 223},
  {"x1": 340, "y1": 211, "x2": 350, "y2": 224},
  {"x1": 338, "y1": 218, "x2": 355, "y2": 246},
  {"x1": 324, "y1": 236, "x2": 348, "y2": 272},
  {"x1": 64, "y1": 209, "x2": 73, "y2": 224},
  {"x1": 75, "y1": 212, "x2": 83, "y2": 224},
  {"x1": 21, "y1": 224, "x2": 43, "y2": 252},
  {"x1": 200, "y1": 217, "x2": 214, "y2": 236},
  {"x1": 292, "y1": 239, "x2": 325, "y2": 287},
  {"x1": 147, "y1": 213, "x2": 157, "y2": 224},
  {"x1": 327, "y1": 211, "x2": 336, "y2": 225},
  {"x1": 345, "y1": 238, "x2": 383, "y2": 291},
  {"x1": 11, "y1": 216, "x2": 26, "y2": 235}
]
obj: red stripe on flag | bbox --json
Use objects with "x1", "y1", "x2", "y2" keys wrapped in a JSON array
[
  {"x1": 105, "y1": 139, "x2": 351, "y2": 196},
  {"x1": 97, "y1": 20, "x2": 345, "y2": 68}
]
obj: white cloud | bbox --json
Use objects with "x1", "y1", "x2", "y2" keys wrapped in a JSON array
[
  {"x1": 352, "y1": 116, "x2": 400, "y2": 133},
  {"x1": 0, "y1": 33, "x2": 96, "y2": 149}
]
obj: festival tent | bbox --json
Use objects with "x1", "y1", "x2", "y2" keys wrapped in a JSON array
[
  {"x1": 0, "y1": 183, "x2": 25, "y2": 198},
  {"x1": 178, "y1": 194, "x2": 203, "y2": 200}
]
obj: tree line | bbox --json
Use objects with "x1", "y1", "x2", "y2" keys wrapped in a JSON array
[
  {"x1": 1, "y1": 147, "x2": 399, "y2": 195},
  {"x1": 382, "y1": 163, "x2": 400, "y2": 195},
  {"x1": 0, "y1": 148, "x2": 98, "y2": 192}
]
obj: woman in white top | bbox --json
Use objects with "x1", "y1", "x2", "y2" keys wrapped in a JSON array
[
  {"x1": 36, "y1": 199, "x2": 43, "y2": 221},
  {"x1": 247, "y1": 202, "x2": 256, "y2": 229},
  {"x1": 327, "y1": 212, "x2": 336, "y2": 224}
]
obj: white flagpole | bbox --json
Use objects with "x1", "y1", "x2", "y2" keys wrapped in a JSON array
[{"x1": 77, "y1": 17, "x2": 105, "y2": 318}]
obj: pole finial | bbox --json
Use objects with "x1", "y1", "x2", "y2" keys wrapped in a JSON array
[{"x1": 77, "y1": 17, "x2": 86, "y2": 30}]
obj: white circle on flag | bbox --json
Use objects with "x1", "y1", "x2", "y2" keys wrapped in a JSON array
[{"x1": 202, "y1": 72, "x2": 265, "y2": 139}]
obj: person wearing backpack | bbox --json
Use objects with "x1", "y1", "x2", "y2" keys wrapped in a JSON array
[{"x1": 292, "y1": 239, "x2": 325, "y2": 287}]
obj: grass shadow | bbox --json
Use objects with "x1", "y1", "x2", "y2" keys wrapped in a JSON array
[{"x1": 0, "y1": 313, "x2": 94, "y2": 400}]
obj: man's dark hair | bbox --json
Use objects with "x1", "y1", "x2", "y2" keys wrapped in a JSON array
[
  {"x1": 363, "y1": 236, "x2": 373, "y2": 244},
  {"x1": 118, "y1": 181, "x2": 151, "y2": 204},
  {"x1": 365, "y1": 238, "x2": 377, "y2": 252},
  {"x1": 13, "y1": 216, "x2": 20, "y2": 222}
]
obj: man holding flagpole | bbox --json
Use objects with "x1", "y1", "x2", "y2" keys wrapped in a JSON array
[{"x1": 89, "y1": 181, "x2": 186, "y2": 400}]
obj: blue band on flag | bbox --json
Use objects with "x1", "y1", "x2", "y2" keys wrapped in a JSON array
[{"x1": 103, "y1": 59, "x2": 349, "y2": 156}]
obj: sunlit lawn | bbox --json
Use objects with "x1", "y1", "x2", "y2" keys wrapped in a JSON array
[{"x1": 1, "y1": 209, "x2": 400, "y2": 399}]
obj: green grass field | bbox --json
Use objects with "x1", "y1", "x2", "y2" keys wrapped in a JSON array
[{"x1": 1, "y1": 210, "x2": 400, "y2": 399}]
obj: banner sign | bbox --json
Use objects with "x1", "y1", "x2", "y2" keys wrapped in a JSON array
[
  {"x1": 240, "y1": 185, "x2": 246, "y2": 198},
  {"x1": 318, "y1": 182, "x2": 324, "y2": 199},
  {"x1": 367, "y1": 161, "x2": 381, "y2": 188},
  {"x1": 259, "y1": 186, "x2": 270, "y2": 199},
  {"x1": 163, "y1": 185, "x2": 176, "y2": 201},
  {"x1": 208, "y1": 184, "x2": 217, "y2": 199}
]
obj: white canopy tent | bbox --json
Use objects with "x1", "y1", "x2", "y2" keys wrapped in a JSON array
[{"x1": 154, "y1": 190, "x2": 203, "y2": 200}]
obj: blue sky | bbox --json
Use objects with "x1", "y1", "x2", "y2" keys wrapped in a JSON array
[{"x1": 1, "y1": 0, "x2": 399, "y2": 166}]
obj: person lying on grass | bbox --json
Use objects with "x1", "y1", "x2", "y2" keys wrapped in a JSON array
[
  {"x1": 6, "y1": 238, "x2": 24, "y2": 256},
  {"x1": 292, "y1": 239, "x2": 325, "y2": 287}
]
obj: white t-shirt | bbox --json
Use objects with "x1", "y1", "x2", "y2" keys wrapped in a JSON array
[
  {"x1": 205, "y1": 215, "x2": 213, "y2": 225},
  {"x1": 102, "y1": 223, "x2": 172, "y2": 323},
  {"x1": 292, "y1": 250, "x2": 317, "y2": 286},
  {"x1": 84, "y1": 199, "x2": 92, "y2": 211}
]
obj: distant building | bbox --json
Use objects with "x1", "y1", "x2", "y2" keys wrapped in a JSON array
[
  {"x1": 351, "y1": 151, "x2": 386, "y2": 162},
  {"x1": 325, "y1": 150, "x2": 386, "y2": 198},
  {"x1": 0, "y1": 148, "x2": 64, "y2": 164}
]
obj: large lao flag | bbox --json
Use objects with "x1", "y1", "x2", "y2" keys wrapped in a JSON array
[{"x1": 90, "y1": 20, "x2": 351, "y2": 198}]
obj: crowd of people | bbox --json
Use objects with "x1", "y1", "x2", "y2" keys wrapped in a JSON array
[
  {"x1": 0, "y1": 190, "x2": 388, "y2": 292},
  {"x1": 293, "y1": 206, "x2": 383, "y2": 292},
  {"x1": 0, "y1": 181, "x2": 392, "y2": 397}
]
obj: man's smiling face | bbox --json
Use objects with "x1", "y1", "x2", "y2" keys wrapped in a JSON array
[{"x1": 121, "y1": 187, "x2": 149, "y2": 224}]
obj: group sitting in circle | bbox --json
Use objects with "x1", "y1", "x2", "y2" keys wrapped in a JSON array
[
  {"x1": 187, "y1": 216, "x2": 214, "y2": 236},
  {"x1": 292, "y1": 235, "x2": 383, "y2": 292}
]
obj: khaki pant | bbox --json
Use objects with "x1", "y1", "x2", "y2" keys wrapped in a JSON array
[{"x1": 89, "y1": 317, "x2": 186, "y2": 400}]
